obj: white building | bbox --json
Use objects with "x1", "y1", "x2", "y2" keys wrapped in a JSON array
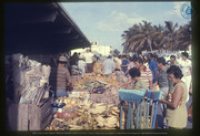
[
  {"x1": 91, "y1": 41, "x2": 112, "y2": 56},
  {"x1": 70, "y1": 41, "x2": 112, "y2": 56}
]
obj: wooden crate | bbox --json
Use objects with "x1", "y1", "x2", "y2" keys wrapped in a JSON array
[{"x1": 8, "y1": 98, "x2": 52, "y2": 131}]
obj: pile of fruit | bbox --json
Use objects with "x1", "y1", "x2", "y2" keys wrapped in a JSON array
[
  {"x1": 73, "y1": 74, "x2": 122, "y2": 90},
  {"x1": 45, "y1": 96, "x2": 122, "y2": 130},
  {"x1": 92, "y1": 62, "x2": 103, "y2": 74}
]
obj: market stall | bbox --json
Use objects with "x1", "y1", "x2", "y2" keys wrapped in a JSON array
[{"x1": 5, "y1": 3, "x2": 90, "y2": 131}]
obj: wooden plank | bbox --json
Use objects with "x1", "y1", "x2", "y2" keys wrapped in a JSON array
[
  {"x1": 29, "y1": 104, "x2": 41, "y2": 131},
  {"x1": 40, "y1": 106, "x2": 52, "y2": 121},
  {"x1": 8, "y1": 104, "x2": 18, "y2": 130},
  {"x1": 40, "y1": 98, "x2": 52, "y2": 114},
  {"x1": 18, "y1": 104, "x2": 29, "y2": 130},
  {"x1": 39, "y1": 98, "x2": 50, "y2": 107},
  {"x1": 8, "y1": 104, "x2": 29, "y2": 130},
  {"x1": 41, "y1": 114, "x2": 53, "y2": 130}
]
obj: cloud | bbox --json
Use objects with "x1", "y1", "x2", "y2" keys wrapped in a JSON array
[
  {"x1": 96, "y1": 11, "x2": 147, "y2": 32},
  {"x1": 164, "y1": 2, "x2": 189, "y2": 19}
]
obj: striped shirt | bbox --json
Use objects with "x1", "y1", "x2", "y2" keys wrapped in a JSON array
[
  {"x1": 49, "y1": 66, "x2": 71, "y2": 90},
  {"x1": 140, "y1": 66, "x2": 153, "y2": 90}
]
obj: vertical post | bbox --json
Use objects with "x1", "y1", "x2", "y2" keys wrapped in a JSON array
[
  {"x1": 126, "y1": 102, "x2": 131, "y2": 129},
  {"x1": 130, "y1": 103, "x2": 133, "y2": 129},
  {"x1": 150, "y1": 102, "x2": 155, "y2": 129},
  {"x1": 143, "y1": 100, "x2": 147, "y2": 129},
  {"x1": 120, "y1": 103, "x2": 123, "y2": 129},
  {"x1": 146, "y1": 101, "x2": 150, "y2": 128},
  {"x1": 152, "y1": 101, "x2": 158, "y2": 129},
  {"x1": 134, "y1": 103, "x2": 137, "y2": 128},
  {"x1": 136, "y1": 103, "x2": 139, "y2": 129},
  {"x1": 139, "y1": 102, "x2": 143, "y2": 129}
]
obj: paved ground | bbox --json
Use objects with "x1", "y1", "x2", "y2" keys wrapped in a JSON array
[{"x1": 156, "y1": 94, "x2": 192, "y2": 129}]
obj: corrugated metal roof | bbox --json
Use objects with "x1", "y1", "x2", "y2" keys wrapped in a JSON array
[{"x1": 5, "y1": 3, "x2": 91, "y2": 55}]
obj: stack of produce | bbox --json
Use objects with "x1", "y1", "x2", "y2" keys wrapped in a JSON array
[
  {"x1": 89, "y1": 85, "x2": 120, "y2": 105},
  {"x1": 45, "y1": 96, "x2": 121, "y2": 130},
  {"x1": 93, "y1": 62, "x2": 103, "y2": 74},
  {"x1": 73, "y1": 74, "x2": 122, "y2": 89}
]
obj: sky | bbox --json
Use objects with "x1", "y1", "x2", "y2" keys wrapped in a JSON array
[{"x1": 59, "y1": 2, "x2": 191, "y2": 52}]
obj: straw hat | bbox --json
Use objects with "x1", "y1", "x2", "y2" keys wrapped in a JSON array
[{"x1": 58, "y1": 56, "x2": 68, "y2": 62}]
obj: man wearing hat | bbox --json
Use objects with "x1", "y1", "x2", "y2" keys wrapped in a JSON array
[{"x1": 49, "y1": 56, "x2": 72, "y2": 98}]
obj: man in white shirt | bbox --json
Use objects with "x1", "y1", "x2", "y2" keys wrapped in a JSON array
[
  {"x1": 78, "y1": 54, "x2": 87, "y2": 73},
  {"x1": 102, "y1": 55, "x2": 116, "y2": 74},
  {"x1": 83, "y1": 48, "x2": 94, "y2": 73},
  {"x1": 179, "y1": 52, "x2": 192, "y2": 102}
]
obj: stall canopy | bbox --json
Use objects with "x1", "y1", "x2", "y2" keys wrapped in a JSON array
[{"x1": 5, "y1": 3, "x2": 91, "y2": 55}]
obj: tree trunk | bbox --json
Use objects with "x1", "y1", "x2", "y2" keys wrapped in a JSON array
[
  {"x1": 148, "y1": 38, "x2": 152, "y2": 52},
  {"x1": 170, "y1": 34, "x2": 173, "y2": 51}
]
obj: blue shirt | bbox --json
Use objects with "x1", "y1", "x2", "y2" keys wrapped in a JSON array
[
  {"x1": 149, "y1": 59, "x2": 159, "y2": 80},
  {"x1": 103, "y1": 59, "x2": 115, "y2": 74},
  {"x1": 121, "y1": 59, "x2": 129, "y2": 73}
]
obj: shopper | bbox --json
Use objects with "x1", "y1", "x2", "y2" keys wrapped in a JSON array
[
  {"x1": 169, "y1": 55, "x2": 178, "y2": 66},
  {"x1": 120, "y1": 67, "x2": 146, "y2": 90},
  {"x1": 70, "y1": 52, "x2": 79, "y2": 66},
  {"x1": 157, "y1": 57, "x2": 171, "y2": 94},
  {"x1": 93, "y1": 55, "x2": 103, "y2": 74},
  {"x1": 83, "y1": 48, "x2": 94, "y2": 73},
  {"x1": 117, "y1": 55, "x2": 122, "y2": 65},
  {"x1": 160, "y1": 65, "x2": 188, "y2": 129},
  {"x1": 102, "y1": 55, "x2": 116, "y2": 74},
  {"x1": 129, "y1": 67, "x2": 146, "y2": 90},
  {"x1": 153, "y1": 53, "x2": 159, "y2": 62},
  {"x1": 49, "y1": 56, "x2": 72, "y2": 98},
  {"x1": 125, "y1": 55, "x2": 136, "y2": 76},
  {"x1": 148, "y1": 53, "x2": 159, "y2": 84},
  {"x1": 78, "y1": 54, "x2": 87, "y2": 74},
  {"x1": 138, "y1": 52, "x2": 143, "y2": 60},
  {"x1": 134, "y1": 57, "x2": 153, "y2": 90},
  {"x1": 178, "y1": 52, "x2": 192, "y2": 102},
  {"x1": 113, "y1": 58, "x2": 121, "y2": 71},
  {"x1": 157, "y1": 57, "x2": 172, "y2": 128},
  {"x1": 121, "y1": 55, "x2": 129, "y2": 76}
]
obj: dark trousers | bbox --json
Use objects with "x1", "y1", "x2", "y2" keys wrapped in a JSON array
[{"x1": 86, "y1": 63, "x2": 93, "y2": 73}]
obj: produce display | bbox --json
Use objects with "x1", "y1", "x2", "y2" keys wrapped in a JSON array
[
  {"x1": 92, "y1": 62, "x2": 103, "y2": 74},
  {"x1": 45, "y1": 96, "x2": 122, "y2": 130},
  {"x1": 73, "y1": 74, "x2": 122, "y2": 90}
]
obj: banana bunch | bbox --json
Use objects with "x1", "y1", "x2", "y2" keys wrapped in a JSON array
[
  {"x1": 95, "y1": 116, "x2": 119, "y2": 128},
  {"x1": 47, "y1": 96, "x2": 122, "y2": 130},
  {"x1": 73, "y1": 73, "x2": 122, "y2": 87},
  {"x1": 45, "y1": 118, "x2": 69, "y2": 131}
]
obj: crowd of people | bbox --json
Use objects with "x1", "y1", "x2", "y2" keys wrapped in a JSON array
[
  {"x1": 53, "y1": 48, "x2": 191, "y2": 129},
  {"x1": 5, "y1": 48, "x2": 191, "y2": 129}
]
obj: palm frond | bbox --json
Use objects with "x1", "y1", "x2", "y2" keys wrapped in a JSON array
[{"x1": 128, "y1": 40, "x2": 141, "y2": 51}]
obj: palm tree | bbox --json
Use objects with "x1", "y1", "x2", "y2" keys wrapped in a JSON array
[
  {"x1": 151, "y1": 25, "x2": 168, "y2": 53},
  {"x1": 163, "y1": 21, "x2": 179, "y2": 51},
  {"x1": 122, "y1": 20, "x2": 161, "y2": 53},
  {"x1": 175, "y1": 21, "x2": 191, "y2": 51}
]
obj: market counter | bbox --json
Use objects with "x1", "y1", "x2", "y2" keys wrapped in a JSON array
[{"x1": 71, "y1": 86, "x2": 120, "y2": 106}]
